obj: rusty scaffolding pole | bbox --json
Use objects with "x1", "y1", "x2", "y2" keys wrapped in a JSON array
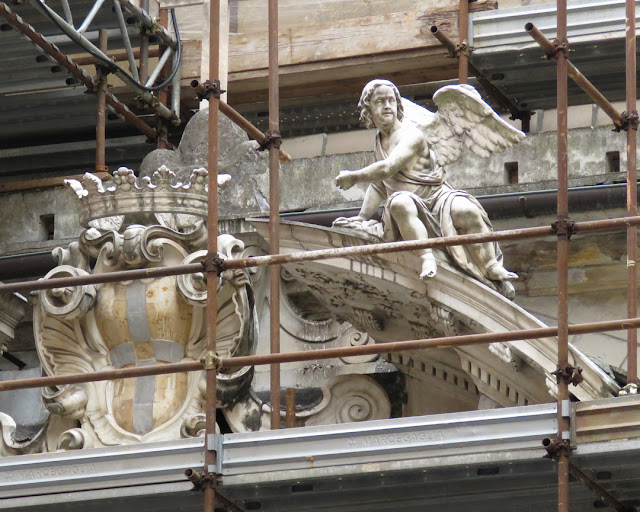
[
  {"x1": 625, "y1": 0, "x2": 638, "y2": 390},
  {"x1": 95, "y1": 28, "x2": 109, "y2": 173},
  {"x1": 458, "y1": 0, "x2": 469, "y2": 84},
  {"x1": 204, "y1": 0, "x2": 221, "y2": 510},
  {"x1": 554, "y1": 2, "x2": 571, "y2": 510},
  {"x1": 267, "y1": 0, "x2": 281, "y2": 431},
  {"x1": 0, "y1": 2, "x2": 158, "y2": 141}
]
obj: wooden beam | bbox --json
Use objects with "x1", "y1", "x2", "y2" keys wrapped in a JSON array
[
  {"x1": 227, "y1": 48, "x2": 458, "y2": 103},
  {"x1": 228, "y1": 2, "x2": 496, "y2": 73},
  {"x1": 177, "y1": 2, "x2": 496, "y2": 104}
]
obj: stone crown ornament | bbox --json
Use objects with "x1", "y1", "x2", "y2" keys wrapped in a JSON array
[{"x1": 65, "y1": 165, "x2": 231, "y2": 228}]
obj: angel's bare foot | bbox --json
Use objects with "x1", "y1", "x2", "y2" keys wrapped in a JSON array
[
  {"x1": 486, "y1": 262, "x2": 518, "y2": 281},
  {"x1": 420, "y1": 253, "x2": 437, "y2": 279}
]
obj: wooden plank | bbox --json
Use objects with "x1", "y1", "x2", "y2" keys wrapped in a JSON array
[
  {"x1": 180, "y1": 39, "x2": 202, "y2": 79},
  {"x1": 235, "y1": 0, "x2": 472, "y2": 34},
  {"x1": 229, "y1": 2, "x2": 496, "y2": 73},
  {"x1": 228, "y1": 50, "x2": 458, "y2": 104}
]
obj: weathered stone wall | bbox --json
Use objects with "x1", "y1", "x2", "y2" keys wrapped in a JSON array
[{"x1": 0, "y1": 123, "x2": 633, "y2": 257}]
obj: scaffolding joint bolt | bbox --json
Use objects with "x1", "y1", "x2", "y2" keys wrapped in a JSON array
[
  {"x1": 198, "y1": 79, "x2": 225, "y2": 101},
  {"x1": 455, "y1": 40, "x2": 474, "y2": 57},
  {"x1": 547, "y1": 39, "x2": 570, "y2": 60},
  {"x1": 615, "y1": 110, "x2": 639, "y2": 132},
  {"x1": 203, "y1": 253, "x2": 225, "y2": 274},
  {"x1": 200, "y1": 351, "x2": 221, "y2": 371},
  {"x1": 551, "y1": 218, "x2": 576, "y2": 239},
  {"x1": 184, "y1": 468, "x2": 218, "y2": 491},
  {"x1": 258, "y1": 130, "x2": 282, "y2": 151},
  {"x1": 542, "y1": 436, "x2": 571, "y2": 460},
  {"x1": 552, "y1": 364, "x2": 584, "y2": 386}
]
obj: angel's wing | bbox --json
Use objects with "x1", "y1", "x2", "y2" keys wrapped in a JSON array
[{"x1": 402, "y1": 84, "x2": 525, "y2": 167}]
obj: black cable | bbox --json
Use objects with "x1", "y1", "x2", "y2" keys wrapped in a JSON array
[{"x1": 32, "y1": 0, "x2": 182, "y2": 93}]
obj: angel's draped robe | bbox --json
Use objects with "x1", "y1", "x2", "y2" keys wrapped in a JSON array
[{"x1": 357, "y1": 133, "x2": 507, "y2": 289}]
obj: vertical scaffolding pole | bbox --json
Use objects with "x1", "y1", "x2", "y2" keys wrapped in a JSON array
[
  {"x1": 139, "y1": 0, "x2": 150, "y2": 83},
  {"x1": 285, "y1": 387, "x2": 296, "y2": 428},
  {"x1": 556, "y1": 0, "x2": 571, "y2": 510},
  {"x1": 204, "y1": 0, "x2": 221, "y2": 510},
  {"x1": 458, "y1": 0, "x2": 469, "y2": 84},
  {"x1": 625, "y1": 0, "x2": 638, "y2": 389},
  {"x1": 268, "y1": 0, "x2": 281, "y2": 430},
  {"x1": 157, "y1": 8, "x2": 170, "y2": 150},
  {"x1": 95, "y1": 29, "x2": 108, "y2": 173}
]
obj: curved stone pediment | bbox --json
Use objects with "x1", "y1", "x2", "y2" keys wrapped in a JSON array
[{"x1": 250, "y1": 219, "x2": 619, "y2": 409}]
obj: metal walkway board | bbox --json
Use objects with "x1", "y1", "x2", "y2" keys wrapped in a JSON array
[{"x1": 219, "y1": 403, "x2": 558, "y2": 485}]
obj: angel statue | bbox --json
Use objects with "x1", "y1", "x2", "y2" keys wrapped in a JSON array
[{"x1": 333, "y1": 79, "x2": 524, "y2": 298}]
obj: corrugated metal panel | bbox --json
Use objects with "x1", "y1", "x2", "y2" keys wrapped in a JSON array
[
  {"x1": 0, "y1": 1, "x2": 149, "y2": 167},
  {"x1": 469, "y1": 0, "x2": 640, "y2": 111}
]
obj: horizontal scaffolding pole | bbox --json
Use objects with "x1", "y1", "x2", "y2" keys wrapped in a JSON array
[
  {"x1": 0, "y1": 263, "x2": 202, "y2": 294},
  {"x1": 525, "y1": 22, "x2": 626, "y2": 129},
  {"x1": 3, "y1": 215, "x2": 640, "y2": 295},
  {"x1": 0, "y1": 315, "x2": 639, "y2": 392}
]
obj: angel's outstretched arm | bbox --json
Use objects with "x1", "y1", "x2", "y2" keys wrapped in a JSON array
[{"x1": 336, "y1": 127, "x2": 426, "y2": 189}]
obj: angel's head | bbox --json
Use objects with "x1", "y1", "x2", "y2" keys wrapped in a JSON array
[{"x1": 358, "y1": 79, "x2": 404, "y2": 129}]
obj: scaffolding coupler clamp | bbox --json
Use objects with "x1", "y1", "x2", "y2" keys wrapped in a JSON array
[
  {"x1": 198, "y1": 79, "x2": 225, "y2": 101},
  {"x1": 615, "y1": 110, "x2": 639, "y2": 133},
  {"x1": 547, "y1": 39, "x2": 570, "y2": 60},
  {"x1": 200, "y1": 350, "x2": 221, "y2": 371},
  {"x1": 203, "y1": 252, "x2": 225, "y2": 274},
  {"x1": 454, "y1": 40, "x2": 474, "y2": 58},
  {"x1": 258, "y1": 130, "x2": 282, "y2": 152},
  {"x1": 551, "y1": 217, "x2": 576, "y2": 240},
  {"x1": 185, "y1": 468, "x2": 218, "y2": 491},
  {"x1": 552, "y1": 364, "x2": 584, "y2": 386},
  {"x1": 542, "y1": 436, "x2": 571, "y2": 460}
]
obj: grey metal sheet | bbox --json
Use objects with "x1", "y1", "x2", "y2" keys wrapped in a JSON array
[
  {"x1": 219, "y1": 403, "x2": 558, "y2": 483},
  {"x1": 469, "y1": 0, "x2": 640, "y2": 111},
  {"x1": 0, "y1": 437, "x2": 204, "y2": 501},
  {"x1": 470, "y1": 0, "x2": 638, "y2": 53}
]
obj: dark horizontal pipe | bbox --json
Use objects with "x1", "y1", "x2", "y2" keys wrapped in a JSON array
[
  {"x1": 1, "y1": 315, "x2": 640, "y2": 391},
  {"x1": 283, "y1": 181, "x2": 640, "y2": 226},
  {"x1": 0, "y1": 251, "x2": 56, "y2": 282}
]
